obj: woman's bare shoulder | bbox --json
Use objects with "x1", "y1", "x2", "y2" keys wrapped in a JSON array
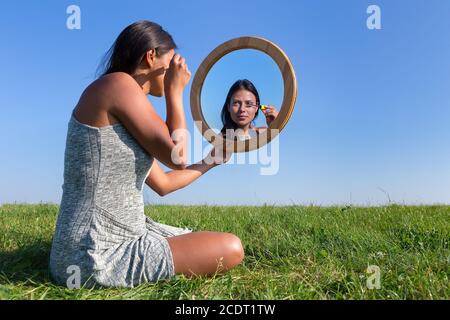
[
  {"x1": 89, "y1": 72, "x2": 142, "y2": 96},
  {"x1": 75, "y1": 72, "x2": 145, "y2": 126},
  {"x1": 85, "y1": 72, "x2": 146, "y2": 106}
]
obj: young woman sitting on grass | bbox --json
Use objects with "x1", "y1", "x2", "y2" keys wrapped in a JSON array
[{"x1": 49, "y1": 20, "x2": 243, "y2": 288}]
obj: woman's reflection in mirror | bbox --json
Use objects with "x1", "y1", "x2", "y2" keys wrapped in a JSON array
[{"x1": 220, "y1": 79, "x2": 278, "y2": 141}]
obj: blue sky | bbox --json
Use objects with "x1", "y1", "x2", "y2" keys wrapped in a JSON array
[{"x1": 1, "y1": 0, "x2": 449, "y2": 206}]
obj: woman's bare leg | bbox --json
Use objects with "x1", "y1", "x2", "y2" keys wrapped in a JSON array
[{"x1": 166, "y1": 231, "x2": 244, "y2": 277}]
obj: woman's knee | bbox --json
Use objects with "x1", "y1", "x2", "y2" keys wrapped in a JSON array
[{"x1": 223, "y1": 233, "x2": 245, "y2": 266}]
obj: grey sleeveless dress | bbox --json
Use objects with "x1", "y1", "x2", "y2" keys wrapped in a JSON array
[{"x1": 49, "y1": 110, "x2": 193, "y2": 288}]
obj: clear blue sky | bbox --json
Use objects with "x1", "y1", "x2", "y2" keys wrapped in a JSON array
[{"x1": 1, "y1": 0, "x2": 449, "y2": 206}]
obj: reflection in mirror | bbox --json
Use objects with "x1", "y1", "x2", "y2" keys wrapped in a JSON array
[{"x1": 201, "y1": 49, "x2": 284, "y2": 141}]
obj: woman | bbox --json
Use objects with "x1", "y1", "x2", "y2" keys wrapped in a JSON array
[
  {"x1": 49, "y1": 20, "x2": 243, "y2": 288},
  {"x1": 220, "y1": 79, "x2": 279, "y2": 141}
]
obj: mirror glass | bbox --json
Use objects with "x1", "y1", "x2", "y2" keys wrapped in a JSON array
[{"x1": 200, "y1": 49, "x2": 284, "y2": 141}]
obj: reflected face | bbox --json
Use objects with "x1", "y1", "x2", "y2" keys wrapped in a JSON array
[
  {"x1": 149, "y1": 49, "x2": 175, "y2": 97},
  {"x1": 228, "y1": 89, "x2": 258, "y2": 128}
]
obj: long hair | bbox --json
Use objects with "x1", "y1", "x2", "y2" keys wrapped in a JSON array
[
  {"x1": 220, "y1": 79, "x2": 260, "y2": 134},
  {"x1": 96, "y1": 20, "x2": 177, "y2": 77}
]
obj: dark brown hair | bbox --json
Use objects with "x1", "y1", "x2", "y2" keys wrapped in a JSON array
[{"x1": 97, "y1": 20, "x2": 177, "y2": 77}]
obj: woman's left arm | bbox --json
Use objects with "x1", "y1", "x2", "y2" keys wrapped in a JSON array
[{"x1": 145, "y1": 148, "x2": 229, "y2": 196}]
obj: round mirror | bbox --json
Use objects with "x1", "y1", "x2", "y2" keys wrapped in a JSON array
[{"x1": 190, "y1": 36, "x2": 297, "y2": 153}]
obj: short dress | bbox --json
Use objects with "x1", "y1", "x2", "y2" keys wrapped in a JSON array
[{"x1": 49, "y1": 110, "x2": 193, "y2": 288}]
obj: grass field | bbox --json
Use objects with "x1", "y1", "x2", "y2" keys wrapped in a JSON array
[{"x1": 0, "y1": 203, "x2": 448, "y2": 300}]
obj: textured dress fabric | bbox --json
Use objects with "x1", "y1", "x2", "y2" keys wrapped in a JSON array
[{"x1": 49, "y1": 110, "x2": 193, "y2": 288}]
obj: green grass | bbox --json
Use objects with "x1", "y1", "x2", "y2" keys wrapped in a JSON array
[{"x1": 0, "y1": 203, "x2": 449, "y2": 300}]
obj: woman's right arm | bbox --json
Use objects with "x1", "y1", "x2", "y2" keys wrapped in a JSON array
[
  {"x1": 163, "y1": 54, "x2": 190, "y2": 168},
  {"x1": 106, "y1": 59, "x2": 190, "y2": 170}
]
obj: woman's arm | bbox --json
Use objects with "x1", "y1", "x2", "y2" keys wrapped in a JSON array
[
  {"x1": 146, "y1": 146, "x2": 231, "y2": 196},
  {"x1": 164, "y1": 54, "x2": 190, "y2": 166},
  {"x1": 108, "y1": 54, "x2": 190, "y2": 170},
  {"x1": 146, "y1": 159, "x2": 216, "y2": 196}
]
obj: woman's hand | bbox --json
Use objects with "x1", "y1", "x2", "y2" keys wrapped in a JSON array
[
  {"x1": 261, "y1": 105, "x2": 279, "y2": 126},
  {"x1": 204, "y1": 143, "x2": 233, "y2": 166},
  {"x1": 164, "y1": 53, "x2": 191, "y2": 96}
]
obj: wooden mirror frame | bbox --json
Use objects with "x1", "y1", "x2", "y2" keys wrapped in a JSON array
[{"x1": 190, "y1": 36, "x2": 297, "y2": 153}]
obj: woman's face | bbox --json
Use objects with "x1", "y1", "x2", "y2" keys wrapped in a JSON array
[
  {"x1": 148, "y1": 49, "x2": 175, "y2": 97},
  {"x1": 228, "y1": 89, "x2": 258, "y2": 128}
]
